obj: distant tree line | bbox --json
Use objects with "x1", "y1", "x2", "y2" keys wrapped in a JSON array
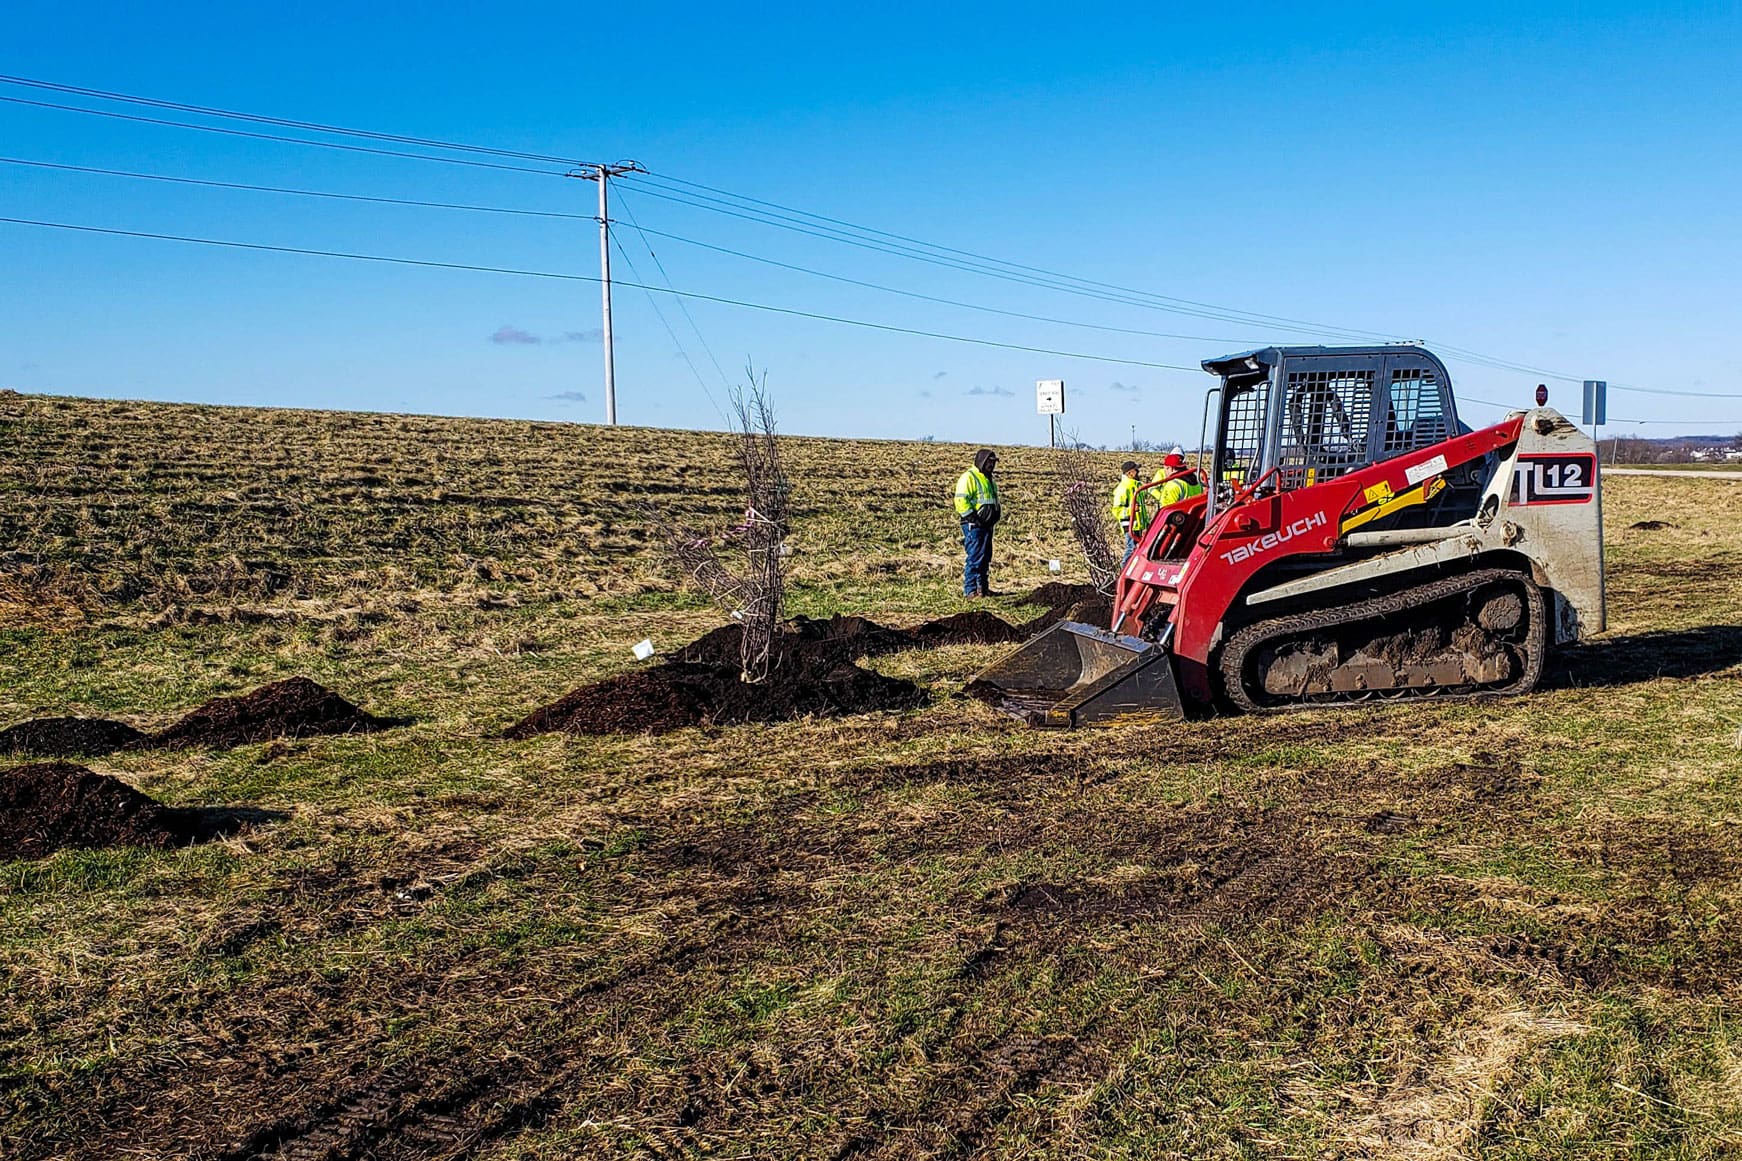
[{"x1": 1600, "y1": 433, "x2": 1742, "y2": 464}]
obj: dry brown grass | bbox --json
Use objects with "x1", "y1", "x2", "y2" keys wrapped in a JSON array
[{"x1": 1, "y1": 393, "x2": 1741, "y2": 1158}]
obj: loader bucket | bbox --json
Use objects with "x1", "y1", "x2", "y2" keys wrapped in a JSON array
[{"x1": 967, "y1": 621, "x2": 1185, "y2": 728}]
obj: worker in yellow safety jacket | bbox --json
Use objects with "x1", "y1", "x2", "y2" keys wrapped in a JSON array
[
  {"x1": 1154, "y1": 449, "x2": 1207, "y2": 508},
  {"x1": 953, "y1": 449, "x2": 1001, "y2": 597},
  {"x1": 1110, "y1": 460, "x2": 1151, "y2": 562}
]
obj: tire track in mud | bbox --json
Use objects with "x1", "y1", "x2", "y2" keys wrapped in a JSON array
[{"x1": 30, "y1": 750, "x2": 1742, "y2": 1158}]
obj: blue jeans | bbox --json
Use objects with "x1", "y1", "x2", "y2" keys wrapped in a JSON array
[
  {"x1": 1122, "y1": 527, "x2": 1137, "y2": 564},
  {"x1": 961, "y1": 519, "x2": 993, "y2": 594}
]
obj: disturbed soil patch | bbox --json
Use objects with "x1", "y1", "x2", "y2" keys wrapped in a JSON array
[
  {"x1": 509, "y1": 591, "x2": 1100, "y2": 739},
  {"x1": 504, "y1": 660, "x2": 925, "y2": 737},
  {"x1": 1014, "y1": 582, "x2": 1113, "y2": 633},
  {"x1": 0, "y1": 763, "x2": 186, "y2": 858},
  {"x1": 0, "y1": 678, "x2": 406, "y2": 756},
  {"x1": 150, "y1": 677, "x2": 405, "y2": 750},
  {"x1": 0, "y1": 763, "x2": 270, "y2": 859},
  {"x1": 0, "y1": 717, "x2": 145, "y2": 758},
  {"x1": 994, "y1": 806, "x2": 1373, "y2": 928}
]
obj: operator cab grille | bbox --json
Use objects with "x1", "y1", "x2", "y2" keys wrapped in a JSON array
[{"x1": 1277, "y1": 368, "x2": 1374, "y2": 490}]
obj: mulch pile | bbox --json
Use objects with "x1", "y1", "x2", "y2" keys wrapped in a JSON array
[
  {"x1": 676, "y1": 610, "x2": 1031, "y2": 671},
  {"x1": 0, "y1": 678, "x2": 404, "y2": 757},
  {"x1": 0, "y1": 763, "x2": 194, "y2": 859},
  {"x1": 0, "y1": 717, "x2": 146, "y2": 758},
  {"x1": 150, "y1": 677, "x2": 403, "y2": 750},
  {"x1": 508, "y1": 583, "x2": 1114, "y2": 738},
  {"x1": 502, "y1": 661, "x2": 926, "y2": 738}
]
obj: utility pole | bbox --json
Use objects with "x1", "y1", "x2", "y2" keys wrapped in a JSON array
[{"x1": 568, "y1": 161, "x2": 645, "y2": 425}]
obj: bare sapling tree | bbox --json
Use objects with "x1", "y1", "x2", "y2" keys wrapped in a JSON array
[
  {"x1": 1054, "y1": 442, "x2": 1122, "y2": 594},
  {"x1": 656, "y1": 372, "x2": 790, "y2": 683}
]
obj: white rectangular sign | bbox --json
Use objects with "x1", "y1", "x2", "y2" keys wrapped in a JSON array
[{"x1": 1036, "y1": 379, "x2": 1065, "y2": 415}]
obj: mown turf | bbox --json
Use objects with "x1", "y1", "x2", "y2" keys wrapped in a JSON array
[{"x1": 2, "y1": 393, "x2": 1741, "y2": 1159}]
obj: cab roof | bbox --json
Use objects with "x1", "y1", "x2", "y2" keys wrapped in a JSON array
[{"x1": 1200, "y1": 344, "x2": 1441, "y2": 378}]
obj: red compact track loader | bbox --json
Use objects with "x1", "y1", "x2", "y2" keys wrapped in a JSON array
[{"x1": 973, "y1": 345, "x2": 1605, "y2": 725}]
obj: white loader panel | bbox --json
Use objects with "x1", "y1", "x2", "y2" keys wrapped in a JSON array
[
  {"x1": 1493, "y1": 411, "x2": 1605, "y2": 640},
  {"x1": 1243, "y1": 409, "x2": 1605, "y2": 644}
]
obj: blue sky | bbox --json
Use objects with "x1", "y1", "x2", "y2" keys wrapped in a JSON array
[{"x1": 3, "y1": 1, "x2": 1740, "y2": 445}]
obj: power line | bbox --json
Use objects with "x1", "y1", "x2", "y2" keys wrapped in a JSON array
[
  {"x1": 1, "y1": 153, "x2": 1263, "y2": 349},
  {"x1": 608, "y1": 232, "x2": 730, "y2": 424},
  {"x1": 614, "y1": 193, "x2": 739, "y2": 394},
  {"x1": 633, "y1": 170, "x2": 1404, "y2": 343},
  {"x1": 0, "y1": 155, "x2": 589, "y2": 219},
  {"x1": 1461, "y1": 395, "x2": 1742, "y2": 426},
  {"x1": 0, "y1": 215, "x2": 1203, "y2": 372},
  {"x1": 5, "y1": 74, "x2": 1733, "y2": 400},
  {"x1": 613, "y1": 189, "x2": 1263, "y2": 346},
  {"x1": 621, "y1": 178, "x2": 1378, "y2": 340},
  {"x1": 0, "y1": 73, "x2": 580, "y2": 165},
  {"x1": 0, "y1": 94, "x2": 560, "y2": 176}
]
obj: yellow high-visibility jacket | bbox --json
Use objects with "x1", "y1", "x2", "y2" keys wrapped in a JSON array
[
  {"x1": 1154, "y1": 470, "x2": 1206, "y2": 509},
  {"x1": 953, "y1": 467, "x2": 1000, "y2": 518},
  {"x1": 1110, "y1": 476, "x2": 1152, "y2": 531}
]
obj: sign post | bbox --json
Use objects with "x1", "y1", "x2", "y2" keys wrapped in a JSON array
[
  {"x1": 1036, "y1": 379, "x2": 1065, "y2": 448},
  {"x1": 1582, "y1": 380, "x2": 1606, "y2": 462}
]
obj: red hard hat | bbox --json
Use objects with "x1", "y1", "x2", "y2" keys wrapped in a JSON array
[{"x1": 1163, "y1": 452, "x2": 1186, "y2": 469}]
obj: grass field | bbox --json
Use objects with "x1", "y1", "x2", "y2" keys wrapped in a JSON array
[{"x1": 3, "y1": 390, "x2": 1742, "y2": 1159}]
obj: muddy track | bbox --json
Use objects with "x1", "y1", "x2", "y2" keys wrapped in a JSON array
[
  {"x1": 16, "y1": 751, "x2": 1742, "y2": 1159},
  {"x1": 1220, "y1": 568, "x2": 1547, "y2": 712}
]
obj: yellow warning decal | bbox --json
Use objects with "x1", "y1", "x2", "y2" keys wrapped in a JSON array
[
  {"x1": 1363, "y1": 480, "x2": 1395, "y2": 506},
  {"x1": 1341, "y1": 477, "x2": 1446, "y2": 535}
]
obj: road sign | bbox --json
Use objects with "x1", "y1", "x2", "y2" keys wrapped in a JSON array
[
  {"x1": 1582, "y1": 380, "x2": 1606, "y2": 426},
  {"x1": 1036, "y1": 379, "x2": 1065, "y2": 415}
]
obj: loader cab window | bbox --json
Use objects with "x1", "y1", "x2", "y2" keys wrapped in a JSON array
[
  {"x1": 1277, "y1": 369, "x2": 1375, "y2": 489},
  {"x1": 1214, "y1": 369, "x2": 1270, "y2": 500},
  {"x1": 1380, "y1": 368, "x2": 1450, "y2": 459}
]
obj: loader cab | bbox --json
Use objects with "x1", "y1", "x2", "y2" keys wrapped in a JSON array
[{"x1": 1203, "y1": 345, "x2": 1476, "y2": 526}]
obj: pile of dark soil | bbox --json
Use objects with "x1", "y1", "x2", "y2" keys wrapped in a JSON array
[
  {"x1": 0, "y1": 678, "x2": 406, "y2": 756},
  {"x1": 0, "y1": 763, "x2": 192, "y2": 859},
  {"x1": 678, "y1": 614, "x2": 910, "y2": 670},
  {"x1": 1014, "y1": 583, "x2": 1114, "y2": 635},
  {"x1": 0, "y1": 717, "x2": 146, "y2": 758},
  {"x1": 1022, "y1": 581, "x2": 1098, "y2": 611},
  {"x1": 151, "y1": 677, "x2": 404, "y2": 750},
  {"x1": 509, "y1": 586, "x2": 1108, "y2": 739},
  {"x1": 679, "y1": 611, "x2": 1032, "y2": 670},
  {"x1": 504, "y1": 660, "x2": 925, "y2": 738}
]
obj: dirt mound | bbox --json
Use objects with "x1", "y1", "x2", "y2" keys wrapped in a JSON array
[
  {"x1": 504, "y1": 660, "x2": 924, "y2": 738},
  {"x1": 678, "y1": 614, "x2": 908, "y2": 670},
  {"x1": 0, "y1": 717, "x2": 146, "y2": 758},
  {"x1": 910, "y1": 610, "x2": 1029, "y2": 647},
  {"x1": 151, "y1": 678, "x2": 403, "y2": 750},
  {"x1": 680, "y1": 611, "x2": 1024, "y2": 671},
  {"x1": 1023, "y1": 581, "x2": 1099, "y2": 610},
  {"x1": 1629, "y1": 520, "x2": 1677, "y2": 531},
  {"x1": 0, "y1": 763, "x2": 190, "y2": 859},
  {"x1": 513, "y1": 605, "x2": 1053, "y2": 739}
]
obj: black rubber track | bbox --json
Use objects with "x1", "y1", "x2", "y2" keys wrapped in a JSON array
[{"x1": 1218, "y1": 567, "x2": 1547, "y2": 713}]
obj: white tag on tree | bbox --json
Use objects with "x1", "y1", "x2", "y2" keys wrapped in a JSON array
[{"x1": 632, "y1": 639, "x2": 655, "y2": 661}]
